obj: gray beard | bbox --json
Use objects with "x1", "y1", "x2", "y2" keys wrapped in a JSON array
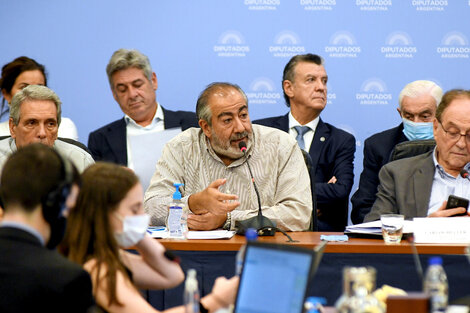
[{"x1": 210, "y1": 131, "x2": 253, "y2": 160}]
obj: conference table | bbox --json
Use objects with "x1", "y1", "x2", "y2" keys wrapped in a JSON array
[{"x1": 148, "y1": 232, "x2": 470, "y2": 310}]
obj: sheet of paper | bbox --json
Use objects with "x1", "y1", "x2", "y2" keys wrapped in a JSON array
[
  {"x1": 147, "y1": 228, "x2": 236, "y2": 240},
  {"x1": 129, "y1": 128, "x2": 181, "y2": 191},
  {"x1": 186, "y1": 230, "x2": 236, "y2": 239}
]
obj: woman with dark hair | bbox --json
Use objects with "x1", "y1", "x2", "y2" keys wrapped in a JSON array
[
  {"x1": 0, "y1": 56, "x2": 78, "y2": 140},
  {"x1": 61, "y1": 162, "x2": 238, "y2": 313}
]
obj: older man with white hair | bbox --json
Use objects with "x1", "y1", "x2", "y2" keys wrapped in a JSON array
[{"x1": 351, "y1": 80, "x2": 443, "y2": 223}]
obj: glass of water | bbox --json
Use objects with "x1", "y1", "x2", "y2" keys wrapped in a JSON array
[{"x1": 380, "y1": 214, "x2": 404, "y2": 244}]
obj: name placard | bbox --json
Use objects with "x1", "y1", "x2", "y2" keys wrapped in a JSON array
[{"x1": 413, "y1": 217, "x2": 470, "y2": 243}]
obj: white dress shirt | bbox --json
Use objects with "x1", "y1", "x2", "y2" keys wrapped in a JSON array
[{"x1": 288, "y1": 112, "x2": 319, "y2": 152}]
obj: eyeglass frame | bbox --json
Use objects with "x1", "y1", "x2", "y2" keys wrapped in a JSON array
[{"x1": 438, "y1": 120, "x2": 470, "y2": 143}]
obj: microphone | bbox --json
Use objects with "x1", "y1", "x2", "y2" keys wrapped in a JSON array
[
  {"x1": 466, "y1": 244, "x2": 470, "y2": 265},
  {"x1": 406, "y1": 235, "x2": 423, "y2": 283},
  {"x1": 235, "y1": 141, "x2": 277, "y2": 236},
  {"x1": 460, "y1": 169, "x2": 470, "y2": 180}
]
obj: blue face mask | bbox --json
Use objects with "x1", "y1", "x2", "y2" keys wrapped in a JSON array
[{"x1": 402, "y1": 118, "x2": 434, "y2": 141}]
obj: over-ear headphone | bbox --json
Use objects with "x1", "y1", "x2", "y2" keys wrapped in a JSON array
[{"x1": 41, "y1": 150, "x2": 74, "y2": 224}]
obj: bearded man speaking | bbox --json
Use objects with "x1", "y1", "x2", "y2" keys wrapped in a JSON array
[{"x1": 144, "y1": 82, "x2": 311, "y2": 231}]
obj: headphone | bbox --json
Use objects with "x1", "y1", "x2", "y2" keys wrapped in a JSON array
[{"x1": 41, "y1": 150, "x2": 74, "y2": 224}]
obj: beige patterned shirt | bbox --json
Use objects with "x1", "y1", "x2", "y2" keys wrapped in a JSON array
[{"x1": 144, "y1": 124, "x2": 312, "y2": 231}]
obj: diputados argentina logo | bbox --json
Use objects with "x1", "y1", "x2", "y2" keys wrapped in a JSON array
[
  {"x1": 300, "y1": 0, "x2": 336, "y2": 11},
  {"x1": 356, "y1": 0, "x2": 392, "y2": 11},
  {"x1": 412, "y1": 0, "x2": 447, "y2": 11},
  {"x1": 326, "y1": 83, "x2": 336, "y2": 106},
  {"x1": 325, "y1": 31, "x2": 361, "y2": 58},
  {"x1": 244, "y1": 0, "x2": 280, "y2": 11},
  {"x1": 269, "y1": 31, "x2": 306, "y2": 58},
  {"x1": 356, "y1": 78, "x2": 392, "y2": 106},
  {"x1": 437, "y1": 32, "x2": 469, "y2": 59},
  {"x1": 246, "y1": 78, "x2": 281, "y2": 105},
  {"x1": 213, "y1": 31, "x2": 250, "y2": 57},
  {"x1": 381, "y1": 31, "x2": 417, "y2": 58}
]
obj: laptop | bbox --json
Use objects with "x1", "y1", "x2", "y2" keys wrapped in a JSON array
[{"x1": 234, "y1": 241, "x2": 326, "y2": 313}]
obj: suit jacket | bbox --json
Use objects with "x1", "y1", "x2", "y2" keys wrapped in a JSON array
[
  {"x1": 253, "y1": 114, "x2": 356, "y2": 231},
  {"x1": 363, "y1": 150, "x2": 435, "y2": 222},
  {"x1": 87, "y1": 106, "x2": 199, "y2": 165},
  {"x1": 0, "y1": 227, "x2": 94, "y2": 313},
  {"x1": 350, "y1": 124, "x2": 408, "y2": 224}
]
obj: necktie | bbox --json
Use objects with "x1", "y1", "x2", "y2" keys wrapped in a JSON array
[{"x1": 294, "y1": 126, "x2": 310, "y2": 150}]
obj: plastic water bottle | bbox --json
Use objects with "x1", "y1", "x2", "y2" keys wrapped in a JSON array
[
  {"x1": 423, "y1": 256, "x2": 448, "y2": 313},
  {"x1": 167, "y1": 183, "x2": 187, "y2": 239},
  {"x1": 235, "y1": 228, "x2": 258, "y2": 275},
  {"x1": 184, "y1": 269, "x2": 200, "y2": 313}
]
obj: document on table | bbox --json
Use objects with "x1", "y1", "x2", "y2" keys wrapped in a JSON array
[
  {"x1": 187, "y1": 230, "x2": 236, "y2": 239},
  {"x1": 147, "y1": 227, "x2": 236, "y2": 240},
  {"x1": 345, "y1": 220, "x2": 414, "y2": 236}
]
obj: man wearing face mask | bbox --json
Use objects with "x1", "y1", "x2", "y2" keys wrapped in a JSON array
[
  {"x1": 351, "y1": 80, "x2": 442, "y2": 224},
  {"x1": 0, "y1": 143, "x2": 94, "y2": 313}
]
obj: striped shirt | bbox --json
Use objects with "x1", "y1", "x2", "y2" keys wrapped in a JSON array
[{"x1": 144, "y1": 124, "x2": 312, "y2": 231}]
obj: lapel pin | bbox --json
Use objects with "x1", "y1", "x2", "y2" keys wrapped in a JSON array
[{"x1": 320, "y1": 137, "x2": 326, "y2": 142}]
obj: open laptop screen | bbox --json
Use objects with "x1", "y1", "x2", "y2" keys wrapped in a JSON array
[{"x1": 234, "y1": 242, "x2": 314, "y2": 313}]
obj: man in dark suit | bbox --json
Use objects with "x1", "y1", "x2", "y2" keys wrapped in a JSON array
[
  {"x1": 88, "y1": 49, "x2": 198, "y2": 167},
  {"x1": 254, "y1": 53, "x2": 355, "y2": 231},
  {"x1": 364, "y1": 89, "x2": 470, "y2": 221},
  {"x1": 0, "y1": 143, "x2": 94, "y2": 313},
  {"x1": 351, "y1": 80, "x2": 442, "y2": 224}
]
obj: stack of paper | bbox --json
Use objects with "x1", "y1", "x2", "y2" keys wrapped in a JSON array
[{"x1": 345, "y1": 220, "x2": 414, "y2": 236}]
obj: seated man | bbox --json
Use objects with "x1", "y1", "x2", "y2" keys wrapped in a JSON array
[
  {"x1": 0, "y1": 85, "x2": 94, "y2": 173},
  {"x1": 253, "y1": 53, "x2": 355, "y2": 231},
  {"x1": 144, "y1": 82, "x2": 311, "y2": 231},
  {"x1": 88, "y1": 49, "x2": 198, "y2": 189},
  {"x1": 351, "y1": 80, "x2": 443, "y2": 224},
  {"x1": 0, "y1": 143, "x2": 94, "y2": 312},
  {"x1": 364, "y1": 89, "x2": 470, "y2": 221}
]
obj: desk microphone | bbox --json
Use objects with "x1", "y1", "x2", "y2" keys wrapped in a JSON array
[
  {"x1": 407, "y1": 235, "x2": 423, "y2": 283},
  {"x1": 466, "y1": 244, "x2": 470, "y2": 265},
  {"x1": 235, "y1": 141, "x2": 277, "y2": 236},
  {"x1": 460, "y1": 169, "x2": 470, "y2": 180}
]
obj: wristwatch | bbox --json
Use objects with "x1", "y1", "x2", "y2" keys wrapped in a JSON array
[{"x1": 223, "y1": 212, "x2": 231, "y2": 230}]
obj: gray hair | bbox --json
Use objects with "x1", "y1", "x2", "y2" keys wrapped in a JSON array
[
  {"x1": 10, "y1": 85, "x2": 61, "y2": 126},
  {"x1": 398, "y1": 80, "x2": 443, "y2": 108},
  {"x1": 196, "y1": 82, "x2": 248, "y2": 126},
  {"x1": 106, "y1": 49, "x2": 153, "y2": 88}
]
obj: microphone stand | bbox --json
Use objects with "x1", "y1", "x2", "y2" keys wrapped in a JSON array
[{"x1": 235, "y1": 141, "x2": 277, "y2": 236}]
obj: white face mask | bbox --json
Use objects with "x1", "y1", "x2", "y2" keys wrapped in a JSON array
[{"x1": 114, "y1": 213, "x2": 150, "y2": 248}]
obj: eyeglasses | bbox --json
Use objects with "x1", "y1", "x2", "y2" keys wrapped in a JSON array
[{"x1": 439, "y1": 121, "x2": 470, "y2": 143}]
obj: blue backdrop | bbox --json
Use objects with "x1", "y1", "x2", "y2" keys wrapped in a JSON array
[{"x1": 1, "y1": 0, "x2": 469, "y2": 222}]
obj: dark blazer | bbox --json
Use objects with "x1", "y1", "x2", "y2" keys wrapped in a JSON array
[
  {"x1": 87, "y1": 107, "x2": 199, "y2": 165},
  {"x1": 350, "y1": 124, "x2": 408, "y2": 224},
  {"x1": 253, "y1": 114, "x2": 356, "y2": 231},
  {"x1": 0, "y1": 227, "x2": 94, "y2": 313},
  {"x1": 364, "y1": 150, "x2": 435, "y2": 222}
]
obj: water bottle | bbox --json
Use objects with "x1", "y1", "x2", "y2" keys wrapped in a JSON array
[
  {"x1": 184, "y1": 269, "x2": 200, "y2": 313},
  {"x1": 167, "y1": 183, "x2": 187, "y2": 239},
  {"x1": 235, "y1": 228, "x2": 258, "y2": 275},
  {"x1": 423, "y1": 256, "x2": 448, "y2": 313}
]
